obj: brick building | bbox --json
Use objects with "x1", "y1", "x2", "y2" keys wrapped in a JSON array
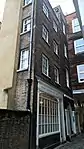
[
  {"x1": 0, "y1": 0, "x2": 76, "y2": 148},
  {"x1": 66, "y1": 12, "x2": 84, "y2": 132}
]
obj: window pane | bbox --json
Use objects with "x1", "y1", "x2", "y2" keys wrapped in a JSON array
[
  {"x1": 42, "y1": 25, "x2": 48, "y2": 43},
  {"x1": 42, "y1": 55, "x2": 48, "y2": 76},
  {"x1": 74, "y1": 38, "x2": 84, "y2": 54},
  {"x1": 54, "y1": 67, "x2": 59, "y2": 84},
  {"x1": 66, "y1": 69, "x2": 69, "y2": 87},
  {"x1": 24, "y1": 0, "x2": 32, "y2": 5},
  {"x1": 20, "y1": 50, "x2": 29, "y2": 70},
  {"x1": 43, "y1": 3, "x2": 48, "y2": 18},
  {"x1": 38, "y1": 96, "x2": 59, "y2": 136},
  {"x1": 63, "y1": 23, "x2": 65, "y2": 34},
  {"x1": 23, "y1": 18, "x2": 31, "y2": 33},
  {"x1": 53, "y1": 21, "x2": 57, "y2": 32},
  {"x1": 53, "y1": 40, "x2": 58, "y2": 55},
  {"x1": 72, "y1": 18, "x2": 81, "y2": 33},
  {"x1": 77, "y1": 64, "x2": 84, "y2": 82},
  {"x1": 64, "y1": 44, "x2": 67, "y2": 58}
]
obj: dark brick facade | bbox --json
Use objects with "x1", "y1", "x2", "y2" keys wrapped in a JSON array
[
  {"x1": 66, "y1": 12, "x2": 84, "y2": 130},
  {"x1": 0, "y1": 110, "x2": 30, "y2": 149},
  {"x1": 66, "y1": 12, "x2": 84, "y2": 96},
  {"x1": 35, "y1": 0, "x2": 72, "y2": 97}
]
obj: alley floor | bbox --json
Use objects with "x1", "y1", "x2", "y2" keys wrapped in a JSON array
[{"x1": 55, "y1": 134, "x2": 84, "y2": 149}]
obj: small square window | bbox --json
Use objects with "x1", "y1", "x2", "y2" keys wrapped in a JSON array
[
  {"x1": 53, "y1": 21, "x2": 57, "y2": 32},
  {"x1": 72, "y1": 18, "x2": 81, "y2": 33},
  {"x1": 74, "y1": 38, "x2": 84, "y2": 54},
  {"x1": 42, "y1": 55, "x2": 49, "y2": 76},
  {"x1": 42, "y1": 25, "x2": 49, "y2": 43},
  {"x1": 77, "y1": 64, "x2": 84, "y2": 83},
  {"x1": 53, "y1": 40, "x2": 59, "y2": 55},
  {"x1": 54, "y1": 67, "x2": 59, "y2": 84},
  {"x1": 19, "y1": 49, "x2": 29, "y2": 70},
  {"x1": 43, "y1": 2, "x2": 49, "y2": 18},
  {"x1": 22, "y1": 18, "x2": 31, "y2": 33}
]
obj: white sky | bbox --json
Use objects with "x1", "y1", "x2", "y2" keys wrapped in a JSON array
[
  {"x1": 49, "y1": 0, "x2": 75, "y2": 15},
  {"x1": 0, "y1": 0, "x2": 75, "y2": 21}
]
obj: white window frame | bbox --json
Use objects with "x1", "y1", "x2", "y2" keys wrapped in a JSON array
[
  {"x1": 54, "y1": 67, "x2": 59, "y2": 84},
  {"x1": 42, "y1": 25, "x2": 49, "y2": 43},
  {"x1": 39, "y1": 95, "x2": 59, "y2": 138},
  {"x1": 53, "y1": 40, "x2": 58, "y2": 55},
  {"x1": 42, "y1": 54, "x2": 49, "y2": 76},
  {"x1": 74, "y1": 38, "x2": 84, "y2": 54},
  {"x1": 43, "y1": 2, "x2": 49, "y2": 18},
  {"x1": 77, "y1": 64, "x2": 84, "y2": 83},
  {"x1": 19, "y1": 49, "x2": 29, "y2": 70},
  {"x1": 72, "y1": 18, "x2": 81, "y2": 33},
  {"x1": 66, "y1": 69, "x2": 69, "y2": 87},
  {"x1": 64, "y1": 44, "x2": 67, "y2": 58},
  {"x1": 53, "y1": 21, "x2": 57, "y2": 32},
  {"x1": 22, "y1": 18, "x2": 31, "y2": 33},
  {"x1": 24, "y1": 0, "x2": 32, "y2": 6},
  {"x1": 63, "y1": 23, "x2": 66, "y2": 34}
]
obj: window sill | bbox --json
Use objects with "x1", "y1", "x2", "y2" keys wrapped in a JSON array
[
  {"x1": 42, "y1": 37, "x2": 50, "y2": 47},
  {"x1": 22, "y1": 3, "x2": 32, "y2": 9},
  {"x1": 66, "y1": 86, "x2": 71, "y2": 90},
  {"x1": 54, "y1": 52, "x2": 59, "y2": 58},
  {"x1": 20, "y1": 30, "x2": 30, "y2": 36},
  {"x1": 39, "y1": 131, "x2": 60, "y2": 139},
  {"x1": 42, "y1": 72, "x2": 51, "y2": 79},
  {"x1": 78, "y1": 81, "x2": 84, "y2": 83},
  {"x1": 55, "y1": 81, "x2": 61, "y2": 86},
  {"x1": 43, "y1": 11, "x2": 49, "y2": 20},
  {"x1": 53, "y1": 28, "x2": 58, "y2": 33},
  {"x1": 17, "y1": 68, "x2": 28, "y2": 73}
]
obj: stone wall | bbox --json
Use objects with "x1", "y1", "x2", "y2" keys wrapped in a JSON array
[{"x1": 0, "y1": 110, "x2": 30, "y2": 149}]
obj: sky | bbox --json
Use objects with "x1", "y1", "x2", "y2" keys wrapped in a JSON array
[
  {"x1": 49, "y1": 0, "x2": 75, "y2": 15},
  {"x1": 0, "y1": 0, "x2": 75, "y2": 21}
]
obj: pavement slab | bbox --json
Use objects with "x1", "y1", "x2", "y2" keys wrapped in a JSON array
[{"x1": 55, "y1": 134, "x2": 84, "y2": 149}]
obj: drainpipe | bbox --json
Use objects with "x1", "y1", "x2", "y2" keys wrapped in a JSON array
[
  {"x1": 26, "y1": 0, "x2": 35, "y2": 149},
  {"x1": 27, "y1": 0, "x2": 34, "y2": 111}
]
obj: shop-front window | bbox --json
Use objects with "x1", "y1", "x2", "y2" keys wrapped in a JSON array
[{"x1": 39, "y1": 96, "x2": 59, "y2": 137}]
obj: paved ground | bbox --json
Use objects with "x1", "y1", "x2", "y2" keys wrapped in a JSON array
[{"x1": 56, "y1": 134, "x2": 84, "y2": 149}]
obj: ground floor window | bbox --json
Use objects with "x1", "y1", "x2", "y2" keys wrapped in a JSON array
[{"x1": 39, "y1": 95, "x2": 59, "y2": 137}]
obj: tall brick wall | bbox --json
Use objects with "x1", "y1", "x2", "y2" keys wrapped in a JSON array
[
  {"x1": 14, "y1": 71, "x2": 28, "y2": 110},
  {"x1": 0, "y1": 110, "x2": 30, "y2": 149}
]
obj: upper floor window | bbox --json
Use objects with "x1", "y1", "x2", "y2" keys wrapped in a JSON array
[
  {"x1": 74, "y1": 38, "x2": 84, "y2": 54},
  {"x1": 54, "y1": 66, "x2": 59, "y2": 84},
  {"x1": 42, "y1": 25, "x2": 48, "y2": 43},
  {"x1": 43, "y1": 2, "x2": 49, "y2": 18},
  {"x1": 53, "y1": 21, "x2": 57, "y2": 32},
  {"x1": 42, "y1": 54, "x2": 49, "y2": 76},
  {"x1": 19, "y1": 49, "x2": 29, "y2": 70},
  {"x1": 64, "y1": 44, "x2": 68, "y2": 58},
  {"x1": 24, "y1": 0, "x2": 32, "y2": 5},
  {"x1": 63, "y1": 23, "x2": 66, "y2": 34},
  {"x1": 72, "y1": 18, "x2": 81, "y2": 33},
  {"x1": 53, "y1": 40, "x2": 59, "y2": 55},
  {"x1": 66, "y1": 69, "x2": 69, "y2": 87},
  {"x1": 77, "y1": 64, "x2": 84, "y2": 83},
  {"x1": 22, "y1": 18, "x2": 31, "y2": 33}
]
